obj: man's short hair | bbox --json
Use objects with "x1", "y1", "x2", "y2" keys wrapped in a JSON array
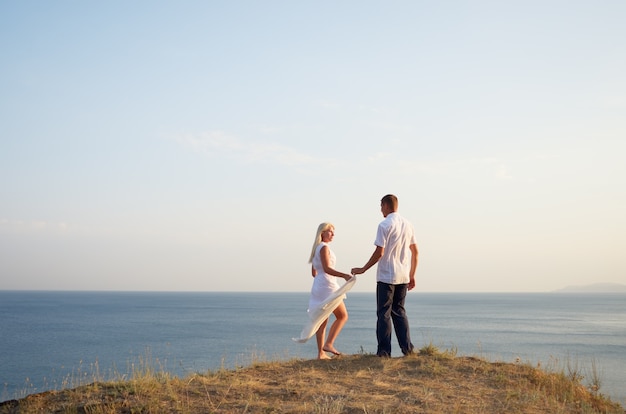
[{"x1": 381, "y1": 194, "x2": 398, "y2": 211}]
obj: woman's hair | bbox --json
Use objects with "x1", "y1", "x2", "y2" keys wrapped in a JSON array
[{"x1": 308, "y1": 222, "x2": 334, "y2": 263}]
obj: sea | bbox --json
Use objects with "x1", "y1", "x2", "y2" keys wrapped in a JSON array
[{"x1": 1, "y1": 291, "x2": 625, "y2": 406}]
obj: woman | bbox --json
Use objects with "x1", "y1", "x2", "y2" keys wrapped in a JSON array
[{"x1": 308, "y1": 222, "x2": 352, "y2": 359}]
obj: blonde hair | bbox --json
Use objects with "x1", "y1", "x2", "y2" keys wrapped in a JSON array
[{"x1": 308, "y1": 222, "x2": 334, "y2": 263}]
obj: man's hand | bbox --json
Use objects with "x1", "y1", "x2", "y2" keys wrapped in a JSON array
[{"x1": 408, "y1": 277, "x2": 416, "y2": 291}]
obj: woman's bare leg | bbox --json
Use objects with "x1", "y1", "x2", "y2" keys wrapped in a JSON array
[
  {"x1": 315, "y1": 319, "x2": 331, "y2": 359},
  {"x1": 323, "y1": 302, "x2": 348, "y2": 355}
]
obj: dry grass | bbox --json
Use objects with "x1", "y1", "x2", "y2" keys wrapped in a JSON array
[{"x1": 1, "y1": 348, "x2": 623, "y2": 414}]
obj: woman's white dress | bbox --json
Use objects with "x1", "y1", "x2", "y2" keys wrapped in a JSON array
[
  {"x1": 293, "y1": 242, "x2": 355, "y2": 343},
  {"x1": 308, "y1": 242, "x2": 344, "y2": 311}
]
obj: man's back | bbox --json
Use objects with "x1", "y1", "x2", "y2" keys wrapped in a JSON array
[{"x1": 375, "y1": 212, "x2": 416, "y2": 284}]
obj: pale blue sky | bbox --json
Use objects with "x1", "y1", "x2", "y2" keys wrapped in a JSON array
[{"x1": 1, "y1": 1, "x2": 624, "y2": 292}]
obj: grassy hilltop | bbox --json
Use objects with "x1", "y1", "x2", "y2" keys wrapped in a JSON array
[{"x1": 1, "y1": 346, "x2": 623, "y2": 414}]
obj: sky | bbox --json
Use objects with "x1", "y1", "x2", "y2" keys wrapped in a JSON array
[{"x1": 1, "y1": 1, "x2": 625, "y2": 293}]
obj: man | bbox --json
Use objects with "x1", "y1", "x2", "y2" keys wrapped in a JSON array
[{"x1": 352, "y1": 194, "x2": 419, "y2": 357}]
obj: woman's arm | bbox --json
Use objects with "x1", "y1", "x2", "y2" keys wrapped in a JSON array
[{"x1": 320, "y1": 245, "x2": 352, "y2": 280}]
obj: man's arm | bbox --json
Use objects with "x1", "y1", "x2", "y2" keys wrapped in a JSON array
[
  {"x1": 408, "y1": 243, "x2": 418, "y2": 290},
  {"x1": 351, "y1": 246, "x2": 384, "y2": 275}
]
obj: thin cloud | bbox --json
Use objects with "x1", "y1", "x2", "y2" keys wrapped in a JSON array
[
  {"x1": 255, "y1": 125, "x2": 285, "y2": 135},
  {"x1": 0, "y1": 219, "x2": 69, "y2": 234},
  {"x1": 173, "y1": 131, "x2": 331, "y2": 168},
  {"x1": 385, "y1": 156, "x2": 516, "y2": 181},
  {"x1": 175, "y1": 131, "x2": 243, "y2": 154},
  {"x1": 173, "y1": 132, "x2": 533, "y2": 182},
  {"x1": 317, "y1": 100, "x2": 342, "y2": 111},
  {"x1": 366, "y1": 152, "x2": 393, "y2": 162},
  {"x1": 496, "y1": 164, "x2": 513, "y2": 180}
]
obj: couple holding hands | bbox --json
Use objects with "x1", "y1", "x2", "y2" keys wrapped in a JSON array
[{"x1": 307, "y1": 194, "x2": 419, "y2": 360}]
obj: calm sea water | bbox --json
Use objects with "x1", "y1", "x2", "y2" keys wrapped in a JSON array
[{"x1": 1, "y1": 291, "x2": 624, "y2": 405}]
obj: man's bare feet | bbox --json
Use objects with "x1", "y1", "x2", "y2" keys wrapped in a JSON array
[{"x1": 318, "y1": 353, "x2": 332, "y2": 360}]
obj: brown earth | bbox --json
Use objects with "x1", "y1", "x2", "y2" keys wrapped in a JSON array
[{"x1": 1, "y1": 352, "x2": 623, "y2": 413}]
